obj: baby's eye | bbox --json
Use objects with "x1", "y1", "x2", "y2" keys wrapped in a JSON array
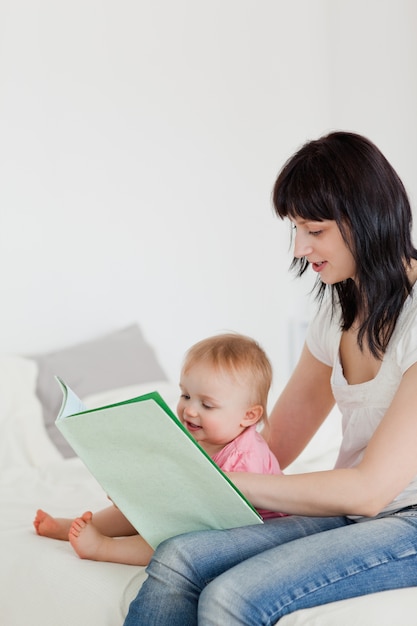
[
  {"x1": 180, "y1": 393, "x2": 190, "y2": 400},
  {"x1": 202, "y1": 402, "x2": 214, "y2": 409}
]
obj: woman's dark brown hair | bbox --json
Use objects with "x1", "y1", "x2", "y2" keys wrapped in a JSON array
[{"x1": 272, "y1": 131, "x2": 417, "y2": 357}]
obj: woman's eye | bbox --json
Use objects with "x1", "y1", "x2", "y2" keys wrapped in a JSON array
[{"x1": 309, "y1": 230, "x2": 323, "y2": 236}]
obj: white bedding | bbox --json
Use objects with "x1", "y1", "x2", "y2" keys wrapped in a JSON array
[
  {"x1": 1, "y1": 353, "x2": 416, "y2": 625},
  {"x1": 0, "y1": 459, "x2": 147, "y2": 625}
]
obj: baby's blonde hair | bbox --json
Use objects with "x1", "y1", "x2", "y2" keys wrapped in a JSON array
[{"x1": 182, "y1": 333, "x2": 272, "y2": 420}]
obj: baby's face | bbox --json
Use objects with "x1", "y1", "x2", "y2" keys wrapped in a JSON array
[{"x1": 176, "y1": 362, "x2": 254, "y2": 456}]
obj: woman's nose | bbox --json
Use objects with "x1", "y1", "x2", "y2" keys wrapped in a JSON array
[{"x1": 293, "y1": 231, "x2": 313, "y2": 259}]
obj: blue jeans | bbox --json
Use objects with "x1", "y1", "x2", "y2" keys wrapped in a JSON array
[{"x1": 124, "y1": 510, "x2": 417, "y2": 625}]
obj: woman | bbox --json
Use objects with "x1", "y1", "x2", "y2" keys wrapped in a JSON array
[{"x1": 123, "y1": 131, "x2": 417, "y2": 625}]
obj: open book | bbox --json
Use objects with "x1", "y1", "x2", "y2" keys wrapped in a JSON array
[{"x1": 55, "y1": 377, "x2": 263, "y2": 548}]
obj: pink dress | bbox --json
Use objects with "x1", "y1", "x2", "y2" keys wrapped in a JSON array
[{"x1": 211, "y1": 425, "x2": 287, "y2": 519}]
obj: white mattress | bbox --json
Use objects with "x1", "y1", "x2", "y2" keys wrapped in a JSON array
[
  {"x1": 0, "y1": 459, "x2": 147, "y2": 625},
  {"x1": 1, "y1": 354, "x2": 416, "y2": 625}
]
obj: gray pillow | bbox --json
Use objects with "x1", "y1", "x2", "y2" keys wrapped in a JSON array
[{"x1": 31, "y1": 325, "x2": 167, "y2": 458}]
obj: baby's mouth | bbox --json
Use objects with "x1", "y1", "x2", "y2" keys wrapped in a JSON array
[{"x1": 184, "y1": 420, "x2": 202, "y2": 431}]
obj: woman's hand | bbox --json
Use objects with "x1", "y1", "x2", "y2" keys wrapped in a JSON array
[{"x1": 227, "y1": 362, "x2": 417, "y2": 518}]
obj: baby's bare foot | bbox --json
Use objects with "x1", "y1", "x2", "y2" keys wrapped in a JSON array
[
  {"x1": 69, "y1": 511, "x2": 110, "y2": 561},
  {"x1": 33, "y1": 509, "x2": 72, "y2": 540}
]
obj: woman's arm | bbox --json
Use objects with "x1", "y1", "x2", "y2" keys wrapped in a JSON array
[
  {"x1": 232, "y1": 359, "x2": 417, "y2": 518},
  {"x1": 265, "y1": 343, "x2": 335, "y2": 468}
]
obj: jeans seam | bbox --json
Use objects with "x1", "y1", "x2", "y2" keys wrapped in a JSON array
[{"x1": 269, "y1": 552, "x2": 417, "y2": 624}]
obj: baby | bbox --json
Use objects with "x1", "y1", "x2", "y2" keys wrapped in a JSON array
[{"x1": 34, "y1": 332, "x2": 285, "y2": 566}]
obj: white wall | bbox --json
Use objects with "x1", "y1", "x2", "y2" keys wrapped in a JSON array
[
  {"x1": 327, "y1": 0, "x2": 417, "y2": 208},
  {"x1": 0, "y1": 0, "x2": 416, "y2": 391}
]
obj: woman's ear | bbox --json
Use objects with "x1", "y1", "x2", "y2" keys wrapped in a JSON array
[{"x1": 241, "y1": 405, "x2": 264, "y2": 427}]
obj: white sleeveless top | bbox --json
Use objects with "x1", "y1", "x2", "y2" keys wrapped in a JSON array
[{"x1": 306, "y1": 288, "x2": 417, "y2": 518}]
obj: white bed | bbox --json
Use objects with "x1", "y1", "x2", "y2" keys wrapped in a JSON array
[{"x1": 1, "y1": 326, "x2": 416, "y2": 625}]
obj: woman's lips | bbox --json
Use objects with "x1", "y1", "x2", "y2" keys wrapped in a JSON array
[{"x1": 312, "y1": 261, "x2": 327, "y2": 272}]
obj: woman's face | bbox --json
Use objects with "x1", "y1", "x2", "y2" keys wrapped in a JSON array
[{"x1": 291, "y1": 217, "x2": 356, "y2": 284}]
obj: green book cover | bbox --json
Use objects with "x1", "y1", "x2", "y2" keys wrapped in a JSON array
[{"x1": 55, "y1": 377, "x2": 262, "y2": 549}]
